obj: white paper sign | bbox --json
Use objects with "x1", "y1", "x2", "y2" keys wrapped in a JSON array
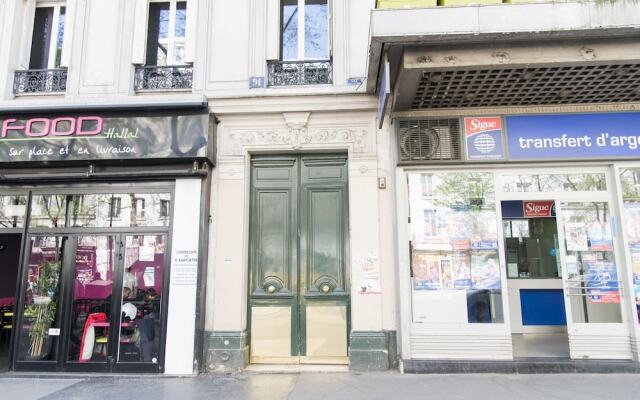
[
  {"x1": 139, "y1": 245, "x2": 155, "y2": 261},
  {"x1": 360, "y1": 254, "x2": 381, "y2": 294},
  {"x1": 4, "y1": 204, "x2": 26, "y2": 217},
  {"x1": 48, "y1": 328, "x2": 60, "y2": 336}
]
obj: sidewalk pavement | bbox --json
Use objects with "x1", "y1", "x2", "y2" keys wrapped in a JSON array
[{"x1": 1, "y1": 371, "x2": 639, "y2": 400}]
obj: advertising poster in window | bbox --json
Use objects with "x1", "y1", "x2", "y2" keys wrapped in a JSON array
[
  {"x1": 412, "y1": 252, "x2": 442, "y2": 290},
  {"x1": 586, "y1": 260, "x2": 620, "y2": 304},
  {"x1": 471, "y1": 251, "x2": 501, "y2": 290},
  {"x1": 587, "y1": 221, "x2": 614, "y2": 251},
  {"x1": 452, "y1": 252, "x2": 472, "y2": 289},
  {"x1": 564, "y1": 222, "x2": 589, "y2": 251}
]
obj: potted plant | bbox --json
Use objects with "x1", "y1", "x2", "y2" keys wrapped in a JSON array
[{"x1": 25, "y1": 260, "x2": 60, "y2": 359}]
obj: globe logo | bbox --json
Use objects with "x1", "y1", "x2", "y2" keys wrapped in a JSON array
[{"x1": 474, "y1": 134, "x2": 496, "y2": 154}]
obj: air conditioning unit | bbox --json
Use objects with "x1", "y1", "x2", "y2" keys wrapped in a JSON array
[{"x1": 398, "y1": 119, "x2": 461, "y2": 163}]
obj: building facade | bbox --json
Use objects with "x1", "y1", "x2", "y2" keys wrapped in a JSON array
[
  {"x1": 369, "y1": 0, "x2": 640, "y2": 372},
  {"x1": 0, "y1": 0, "x2": 639, "y2": 376}
]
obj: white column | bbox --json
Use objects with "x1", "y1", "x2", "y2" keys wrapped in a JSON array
[{"x1": 164, "y1": 179, "x2": 202, "y2": 375}]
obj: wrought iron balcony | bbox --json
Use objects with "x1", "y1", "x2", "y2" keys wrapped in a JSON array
[
  {"x1": 267, "y1": 60, "x2": 333, "y2": 87},
  {"x1": 13, "y1": 69, "x2": 67, "y2": 95},
  {"x1": 134, "y1": 65, "x2": 193, "y2": 91}
]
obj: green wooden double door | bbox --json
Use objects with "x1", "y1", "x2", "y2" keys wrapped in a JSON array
[{"x1": 248, "y1": 155, "x2": 350, "y2": 364}]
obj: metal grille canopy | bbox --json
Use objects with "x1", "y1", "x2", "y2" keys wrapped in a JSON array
[{"x1": 411, "y1": 63, "x2": 640, "y2": 109}]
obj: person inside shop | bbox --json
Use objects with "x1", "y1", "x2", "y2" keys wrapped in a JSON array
[{"x1": 137, "y1": 288, "x2": 160, "y2": 363}]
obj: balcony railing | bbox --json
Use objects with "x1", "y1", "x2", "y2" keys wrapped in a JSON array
[
  {"x1": 13, "y1": 69, "x2": 67, "y2": 95},
  {"x1": 133, "y1": 65, "x2": 193, "y2": 91},
  {"x1": 267, "y1": 60, "x2": 333, "y2": 87}
]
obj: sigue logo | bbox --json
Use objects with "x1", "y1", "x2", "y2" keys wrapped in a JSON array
[
  {"x1": 523, "y1": 200, "x2": 554, "y2": 217},
  {"x1": 1, "y1": 116, "x2": 104, "y2": 138},
  {"x1": 465, "y1": 117, "x2": 502, "y2": 136}
]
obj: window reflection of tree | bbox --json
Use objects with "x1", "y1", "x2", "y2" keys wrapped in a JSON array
[{"x1": 39, "y1": 195, "x2": 66, "y2": 227}]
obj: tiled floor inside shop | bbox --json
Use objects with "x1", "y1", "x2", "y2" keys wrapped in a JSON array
[{"x1": 512, "y1": 333, "x2": 570, "y2": 358}]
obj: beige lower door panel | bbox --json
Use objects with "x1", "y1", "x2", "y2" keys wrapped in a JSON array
[
  {"x1": 302, "y1": 303, "x2": 348, "y2": 364},
  {"x1": 250, "y1": 306, "x2": 297, "y2": 364}
]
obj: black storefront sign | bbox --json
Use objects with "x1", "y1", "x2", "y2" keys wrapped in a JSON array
[{"x1": 0, "y1": 109, "x2": 211, "y2": 164}]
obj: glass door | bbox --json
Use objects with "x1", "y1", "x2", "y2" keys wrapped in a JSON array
[
  {"x1": 62, "y1": 234, "x2": 167, "y2": 372},
  {"x1": 114, "y1": 234, "x2": 167, "y2": 372},
  {"x1": 498, "y1": 168, "x2": 631, "y2": 360},
  {"x1": 64, "y1": 235, "x2": 118, "y2": 372},
  {"x1": 557, "y1": 200, "x2": 629, "y2": 359},
  {"x1": 15, "y1": 236, "x2": 68, "y2": 371}
]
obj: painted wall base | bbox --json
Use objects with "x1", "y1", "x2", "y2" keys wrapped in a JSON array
[
  {"x1": 204, "y1": 331, "x2": 249, "y2": 373},
  {"x1": 402, "y1": 359, "x2": 640, "y2": 374},
  {"x1": 349, "y1": 330, "x2": 398, "y2": 371}
]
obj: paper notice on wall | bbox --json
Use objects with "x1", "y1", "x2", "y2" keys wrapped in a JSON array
[
  {"x1": 360, "y1": 254, "x2": 381, "y2": 294},
  {"x1": 565, "y1": 222, "x2": 589, "y2": 251},
  {"x1": 171, "y1": 249, "x2": 198, "y2": 285}
]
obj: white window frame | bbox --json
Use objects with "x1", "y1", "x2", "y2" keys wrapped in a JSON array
[
  {"x1": 32, "y1": 1, "x2": 66, "y2": 69},
  {"x1": 148, "y1": 0, "x2": 187, "y2": 66},
  {"x1": 282, "y1": 0, "x2": 331, "y2": 62}
]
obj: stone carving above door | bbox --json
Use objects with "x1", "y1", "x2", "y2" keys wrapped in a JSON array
[
  {"x1": 220, "y1": 113, "x2": 374, "y2": 156},
  {"x1": 222, "y1": 127, "x2": 371, "y2": 156}
]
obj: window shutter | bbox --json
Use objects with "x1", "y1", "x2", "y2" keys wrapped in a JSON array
[
  {"x1": 18, "y1": 0, "x2": 36, "y2": 69},
  {"x1": 132, "y1": 0, "x2": 149, "y2": 65},
  {"x1": 184, "y1": 0, "x2": 198, "y2": 63},
  {"x1": 266, "y1": 0, "x2": 280, "y2": 61},
  {"x1": 60, "y1": 0, "x2": 76, "y2": 68}
]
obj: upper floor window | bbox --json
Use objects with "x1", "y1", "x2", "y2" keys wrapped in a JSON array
[
  {"x1": 146, "y1": 1, "x2": 187, "y2": 66},
  {"x1": 281, "y1": 0, "x2": 329, "y2": 61},
  {"x1": 30, "y1": 4, "x2": 66, "y2": 69}
]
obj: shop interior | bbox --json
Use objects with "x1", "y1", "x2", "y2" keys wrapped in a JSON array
[
  {"x1": 502, "y1": 200, "x2": 570, "y2": 358},
  {"x1": 0, "y1": 233, "x2": 21, "y2": 372}
]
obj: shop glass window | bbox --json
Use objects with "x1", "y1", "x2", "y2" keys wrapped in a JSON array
[
  {"x1": 281, "y1": 0, "x2": 329, "y2": 61},
  {"x1": 146, "y1": 1, "x2": 187, "y2": 66},
  {"x1": 620, "y1": 168, "x2": 640, "y2": 323},
  {"x1": 0, "y1": 195, "x2": 28, "y2": 228},
  {"x1": 408, "y1": 172, "x2": 503, "y2": 324},
  {"x1": 18, "y1": 236, "x2": 65, "y2": 362},
  {"x1": 29, "y1": 5, "x2": 66, "y2": 69},
  {"x1": 502, "y1": 173, "x2": 606, "y2": 193},
  {"x1": 119, "y1": 235, "x2": 166, "y2": 364},
  {"x1": 30, "y1": 195, "x2": 67, "y2": 228},
  {"x1": 68, "y1": 193, "x2": 170, "y2": 228}
]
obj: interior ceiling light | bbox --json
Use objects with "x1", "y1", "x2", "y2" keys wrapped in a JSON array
[
  {"x1": 611, "y1": 68, "x2": 630, "y2": 78},
  {"x1": 429, "y1": 73, "x2": 443, "y2": 83},
  {"x1": 463, "y1": 93, "x2": 476, "y2": 101},
  {"x1": 558, "y1": 89, "x2": 573, "y2": 98},
  {"x1": 520, "y1": 71, "x2": 535, "y2": 81}
]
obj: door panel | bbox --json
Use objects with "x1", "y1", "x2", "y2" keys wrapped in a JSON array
[
  {"x1": 249, "y1": 157, "x2": 299, "y2": 362},
  {"x1": 116, "y1": 234, "x2": 166, "y2": 369},
  {"x1": 249, "y1": 155, "x2": 349, "y2": 364},
  {"x1": 66, "y1": 236, "x2": 117, "y2": 369},
  {"x1": 16, "y1": 236, "x2": 68, "y2": 368},
  {"x1": 557, "y1": 200, "x2": 630, "y2": 360},
  {"x1": 299, "y1": 156, "x2": 349, "y2": 362}
]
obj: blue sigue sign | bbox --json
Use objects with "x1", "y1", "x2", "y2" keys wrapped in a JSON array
[
  {"x1": 464, "y1": 117, "x2": 505, "y2": 161},
  {"x1": 506, "y1": 112, "x2": 640, "y2": 160}
]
